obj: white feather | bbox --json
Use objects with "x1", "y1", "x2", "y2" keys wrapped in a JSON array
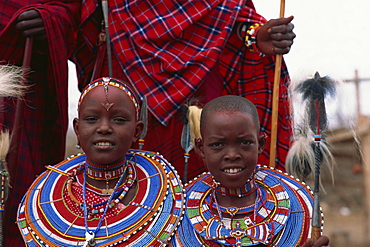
[{"x1": 0, "y1": 64, "x2": 28, "y2": 98}]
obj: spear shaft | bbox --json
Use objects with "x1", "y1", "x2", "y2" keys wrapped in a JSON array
[
  {"x1": 4, "y1": 37, "x2": 33, "y2": 247},
  {"x1": 269, "y1": 0, "x2": 285, "y2": 168},
  {"x1": 7, "y1": 37, "x2": 33, "y2": 176},
  {"x1": 101, "y1": 0, "x2": 113, "y2": 77}
]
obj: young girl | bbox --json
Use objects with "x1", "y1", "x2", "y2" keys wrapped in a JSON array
[
  {"x1": 172, "y1": 95, "x2": 329, "y2": 247},
  {"x1": 17, "y1": 77, "x2": 185, "y2": 246}
]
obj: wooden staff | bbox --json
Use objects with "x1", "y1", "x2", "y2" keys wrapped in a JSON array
[
  {"x1": 269, "y1": 0, "x2": 286, "y2": 168},
  {"x1": 3, "y1": 37, "x2": 33, "y2": 247},
  {"x1": 7, "y1": 37, "x2": 33, "y2": 171},
  {"x1": 101, "y1": 0, "x2": 113, "y2": 77}
]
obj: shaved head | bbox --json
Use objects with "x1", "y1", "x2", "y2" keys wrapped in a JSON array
[{"x1": 200, "y1": 95, "x2": 260, "y2": 134}]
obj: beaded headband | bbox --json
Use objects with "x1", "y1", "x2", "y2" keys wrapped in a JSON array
[{"x1": 78, "y1": 77, "x2": 140, "y2": 120}]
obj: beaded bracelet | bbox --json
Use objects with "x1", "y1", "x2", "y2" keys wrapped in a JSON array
[{"x1": 244, "y1": 23, "x2": 264, "y2": 55}]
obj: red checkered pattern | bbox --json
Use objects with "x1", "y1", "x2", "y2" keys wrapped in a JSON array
[
  {"x1": 0, "y1": 1, "x2": 81, "y2": 245},
  {"x1": 73, "y1": 0, "x2": 291, "y2": 186}
]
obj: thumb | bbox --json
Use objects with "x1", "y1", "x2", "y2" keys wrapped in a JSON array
[{"x1": 265, "y1": 15, "x2": 294, "y2": 29}]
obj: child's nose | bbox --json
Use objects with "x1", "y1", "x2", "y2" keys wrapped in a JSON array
[
  {"x1": 98, "y1": 119, "x2": 112, "y2": 134},
  {"x1": 224, "y1": 146, "x2": 241, "y2": 161}
]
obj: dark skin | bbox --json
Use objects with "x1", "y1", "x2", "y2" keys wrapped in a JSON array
[
  {"x1": 16, "y1": 10, "x2": 295, "y2": 56},
  {"x1": 257, "y1": 16, "x2": 296, "y2": 55},
  {"x1": 197, "y1": 109, "x2": 329, "y2": 247},
  {"x1": 15, "y1": 10, "x2": 46, "y2": 41}
]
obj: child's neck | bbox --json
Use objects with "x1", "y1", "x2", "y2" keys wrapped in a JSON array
[
  {"x1": 214, "y1": 179, "x2": 257, "y2": 198},
  {"x1": 212, "y1": 176, "x2": 258, "y2": 208},
  {"x1": 214, "y1": 189, "x2": 257, "y2": 209}
]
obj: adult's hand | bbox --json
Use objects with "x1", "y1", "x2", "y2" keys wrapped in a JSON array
[
  {"x1": 15, "y1": 9, "x2": 46, "y2": 41},
  {"x1": 256, "y1": 16, "x2": 295, "y2": 55},
  {"x1": 302, "y1": 235, "x2": 330, "y2": 247}
]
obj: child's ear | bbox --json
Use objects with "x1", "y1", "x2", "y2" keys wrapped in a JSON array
[
  {"x1": 194, "y1": 138, "x2": 205, "y2": 159},
  {"x1": 73, "y1": 118, "x2": 80, "y2": 140},
  {"x1": 132, "y1": 120, "x2": 144, "y2": 144},
  {"x1": 258, "y1": 133, "x2": 267, "y2": 154}
]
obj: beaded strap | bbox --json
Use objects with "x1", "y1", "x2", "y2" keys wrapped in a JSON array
[{"x1": 243, "y1": 23, "x2": 264, "y2": 55}]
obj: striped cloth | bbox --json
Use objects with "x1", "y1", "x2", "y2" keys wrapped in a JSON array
[
  {"x1": 0, "y1": 1, "x2": 80, "y2": 246},
  {"x1": 72, "y1": 0, "x2": 291, "y2": 180}
]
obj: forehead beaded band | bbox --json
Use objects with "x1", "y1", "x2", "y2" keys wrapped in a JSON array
[{"x1": 78, "y1": 77, "x2": 140, "y2": 120}]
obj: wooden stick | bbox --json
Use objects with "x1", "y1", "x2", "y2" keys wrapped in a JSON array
[
  {"x1": 269, "y1": 0, "x2": 286, "y2": 168},
  {"x1": 6, "y1": 37, "x2": 33, "y2": 179},
  {"x1": 101, "y1": 0, "x2": 113, "y2": 77}
]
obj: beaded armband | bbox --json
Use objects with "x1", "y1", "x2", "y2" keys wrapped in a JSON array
[{"x1": 243, "y1": 23, "x2": 264, "y2": 55}]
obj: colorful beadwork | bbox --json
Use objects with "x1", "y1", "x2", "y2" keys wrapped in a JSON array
[
  {"x1": 78, "y1": 77, "x2": 140, "y2": 120},
  {"x1": 173, "y1": 165, "x2": 316, "y2": 247},
  {"x1": 17, "y1": 150, "x2": 185, "y2": 246},
  {"x1": 213, "y1": 174, "x2": 257, "y2": 198},
  {"x1": 244, "y1": 23, "x2": 264, "y2": 54}
]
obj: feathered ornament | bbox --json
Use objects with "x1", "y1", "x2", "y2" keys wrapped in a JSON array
[
  {"x1": 181, "y1": 105, "x2": 202, "y2": 183},
  {"x1": 0, "y1": 64, "x2": 28, "y2": 246},
  {"x1": 286, "y1": 71, "x2": 336, "y2": 241},
  {"x1": 0, "y1": 65, "x2": 28, "y2": 98}
]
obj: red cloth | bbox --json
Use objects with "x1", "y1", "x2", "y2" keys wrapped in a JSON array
[
  {"x1": 73, "y1": 0, "x2": 291, "y2": 181},
  {"x1": 0, "y1": 1, "x2": 80, "y2": 245}
]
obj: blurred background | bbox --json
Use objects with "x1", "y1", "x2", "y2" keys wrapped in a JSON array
[{"x1": 66, "y1": 1, "x2": 370, "y2": 246}]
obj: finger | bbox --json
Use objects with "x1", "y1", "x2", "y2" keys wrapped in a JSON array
[
  {"x1": 270, "y1": 31, "x2": 296, "y2": 42},
  {"x1": 16, "y1": 10, "x2": 40, "y2": 22},
  {"x1": 266, "y1": 15, "x2": 294, "y2": 30},
  {"x1": 312, "y1": 236, "x2": 330, "y2": 247},
  {"x1": 15, "y1": 18, "x2": 44, "y2": 32},
  {"x1": 269, "y1": 23, "x2": 295, "y2": 35},
  {"x1": 302, "y1": 238, "x2": 314, "y2": 247},
  {"x1": 273, "y1": 46, "x2": 290, "y2": 55},
  {"x1": 273, "y1": 39, "x2": 293, "y2": 49},
  {"x1": 21, "y1": 26, "x2": 46, "y2": 38}
]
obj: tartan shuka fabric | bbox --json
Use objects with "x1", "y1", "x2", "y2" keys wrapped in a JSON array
[
  {"x1": 0, "y1": 1, "x2": 80, "y2": 246},
  {"x1": 73, "y1": 0, "x2": 291, "y2": 180}
]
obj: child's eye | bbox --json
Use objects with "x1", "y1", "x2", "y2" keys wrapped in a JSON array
[
  {"x1": 241, "y1": 140, "x2": 253, "y2": 145},
  {"x1": 113, "y1": 117, "x2": 126, "y2": 122},
  {"x1": 85, "y1": 117, "x2": 98, "y2": 122},
  {"x1": 209, "y1": 142, "x2": 222, "y2": 148}
]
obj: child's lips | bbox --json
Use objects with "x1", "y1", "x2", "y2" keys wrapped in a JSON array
[
  {"x1": 94, "y1": 141, "x2": 114, "y2": 149},
  {"x1": 222, "y1": 167, "x2": 245, "y2": 174}
]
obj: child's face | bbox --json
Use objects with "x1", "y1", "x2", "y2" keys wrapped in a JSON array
[
  {"x1": 73, "y1": 86, "x2": 143, "y2": 165},
  {"x1": 196, "y1": 111, "x2": 265, "y2": 189}
]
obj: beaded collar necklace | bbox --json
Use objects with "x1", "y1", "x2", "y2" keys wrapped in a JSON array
[
  {"x1": 212, "y1": 174, "x2": 257, "y2": 198},
  {"x1": 85, "y1": 159, "x2": 126, "y2": 180},
  {"x1": 82, "y1": 157, "x2": 135, "y2": 246},
  {"x1": 209, "y1": 192, "x2": 256, "y2": 217}
]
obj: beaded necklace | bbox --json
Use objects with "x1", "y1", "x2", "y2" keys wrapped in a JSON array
[
  {"x1": 18, "y1": 151, "x2": 185, "y2": 246},
  {"x1": 183, "y1": 168, "x2": 292, "y2": 246},
  {"x1": 82, "y1": 158, "x2": 135, "y2": 247},
  {"x1": 212, "y1": 174, "x2": 257, "y2": 198},
  {"x1": 85, "y1": 159, "x2": 127, "y2": 194},
  {"x1": 69, "y1": 161, "x2": 136, "y2": 212},
  {"x1": 209, "y1": 191, "x2": 257, "y2": 217}
]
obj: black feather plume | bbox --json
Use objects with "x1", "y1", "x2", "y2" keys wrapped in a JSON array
[
  {"x1": 295, "y1": 72, "x2": 336, "y2": 134},
  {"x1": 286, "y1": 72, "x2": 336, "y2": 180}
]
